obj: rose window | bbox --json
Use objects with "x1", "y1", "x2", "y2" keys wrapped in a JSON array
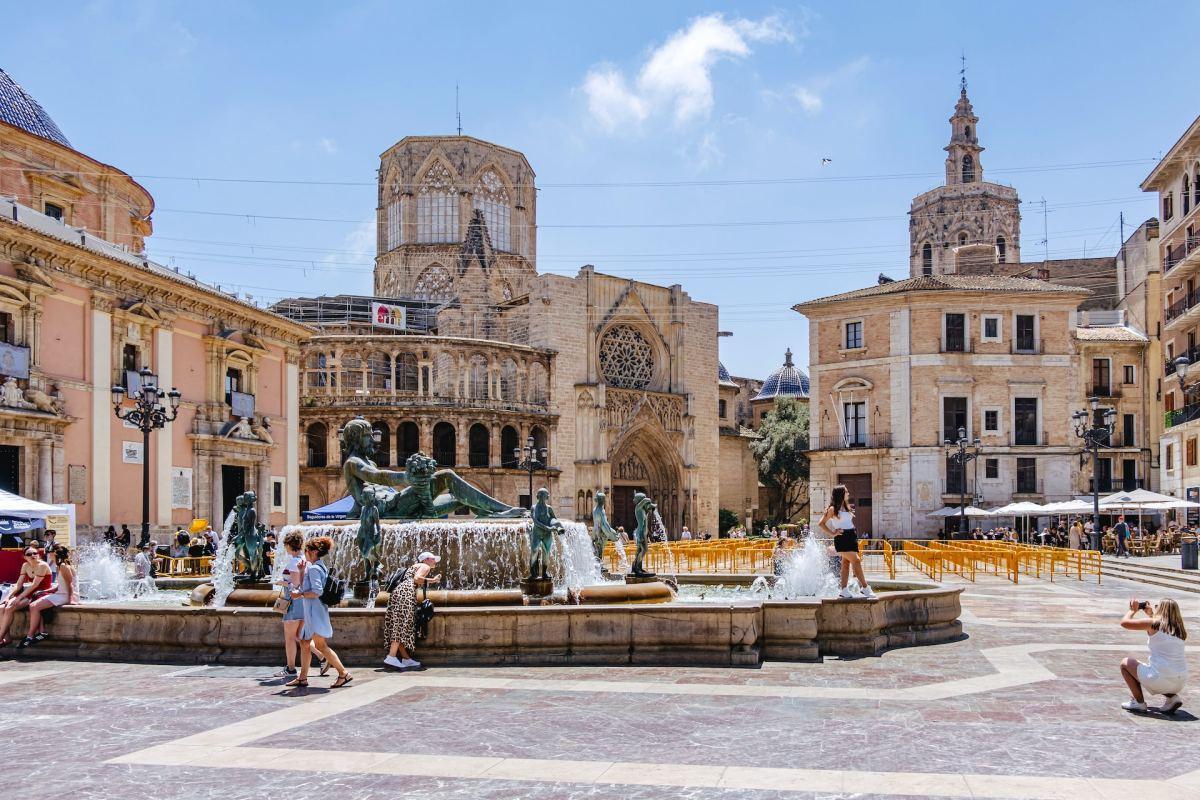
[
  {"x1": 599, "y1": 325, "x2": 654, "y2": 389},
  {"x1": 414, "y1": 265, "x2": 453, "y2": 302}
]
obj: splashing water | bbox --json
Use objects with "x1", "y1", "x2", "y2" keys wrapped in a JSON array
[
  {"x1": 75, "y1": 543, "x2": 159, "y2": 601},
  {"x1": 211, "y1": 510, "x2": 239, "y2": 607},
  {"x1": 771, "y1": 535, "x2": 839, "y2": 598},
  {"x1": 651, "y1": 509, "x2": 677, "y2": 574}
]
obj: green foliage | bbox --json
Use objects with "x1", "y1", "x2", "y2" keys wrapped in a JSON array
[
  {"x1": 718, "y1": 508, "x2": 738, "y2": 535},
  {"x1": 750, "y1": 398, "x2": 810, "y2": 524}
]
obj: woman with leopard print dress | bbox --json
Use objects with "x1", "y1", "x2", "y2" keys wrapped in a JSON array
[{"x1": 383, "y1": 551, "x2": 440, "y2": 670}]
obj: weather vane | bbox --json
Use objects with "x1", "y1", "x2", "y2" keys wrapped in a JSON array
[{"x1": 960, "y1": 51, "x2": 967, "y2": 91}]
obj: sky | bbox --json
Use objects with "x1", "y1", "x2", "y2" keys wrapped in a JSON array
[{"x1": 5, "y1": 1, "x2": 1196, "y2": 379}]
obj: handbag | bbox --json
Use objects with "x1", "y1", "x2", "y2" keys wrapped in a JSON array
[
  {"x1": 272, "y1": 596, "x2": 291, "y2": 614},
  {"x1": 414, "y1": 581, "x2": 435, "y2": 640}
]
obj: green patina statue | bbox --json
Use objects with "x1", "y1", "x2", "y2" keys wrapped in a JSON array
[
  {"x1": 590, "y1": 490, "x2": 620, "y2": 561},
  {"x1": 339, "y1": 418, "x2": 528, "y2": 520},
  {"x1": 232, "y1": 491, "x2": 266, "y2": 582},
  {"x1": 529, "y1": 487, "x2": 565, "y2": 580},
  {"x1": 356, "y1": 486, "x2": 383, "y2": 581},
  {"x1": 630, "y1": 491, "x2": 658, "y2": 577}
]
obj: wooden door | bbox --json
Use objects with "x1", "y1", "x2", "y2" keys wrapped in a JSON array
[
  {"x1": 837, "y1": 473, "x2": 873, "y2": 535},
  {"x1": 611, "y1": 485, "x2": 643, "y2": 535}
]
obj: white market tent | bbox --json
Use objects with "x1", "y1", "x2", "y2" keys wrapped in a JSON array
[{"x1": 0, "y1": 489, "x2": 75, "y2": 544}]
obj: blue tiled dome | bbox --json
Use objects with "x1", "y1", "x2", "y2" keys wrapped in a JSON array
[
  {"x1": 752, "y1": 349, "x2": 809, "y2": 401},
  {"x1": 0, "y1": 68, "x2": 71, "y2": 148},
  {"x1": 718, "y1": 361, "x2": 732, "y2": 382}
]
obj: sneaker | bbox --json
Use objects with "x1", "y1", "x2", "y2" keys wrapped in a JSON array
[
  {"x1": 383, "y1": 655, "x2": 404, "y2": 670},
  {"x1": 1162, "y1": 694, "x2": 1184, "y2": 714},
  {"x1": 400, "y1": 658, "x2": 421, "y2": 669},
  {"x1": 859, "y1": 586, "x2": 877, "y2": 600},
  {"x1": 273, "y1": 667, "x2": 297, "y2": 678},
  {"x1": 1121, "y1": 699, "x2": 1147, "y2": 712},
  {"x1": 838, "y1": 588, "x2": 856, "y2": 599}
]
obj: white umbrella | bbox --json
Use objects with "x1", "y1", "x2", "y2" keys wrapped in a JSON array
[
  {"x1": 989, "y1": 501, "x2": 1047, "y2": 542},
  {"x1": 1098, "y1": 489, "x2": 1179, "y2": 508},
  {"x1": 928, "y1": 505, "x2": 992, "y2": 518},
  {"x1": 1042, "y1": 499, "x2": 1096, "y2": 514},
  {"x1": 1141, "y1": 499, "x2": 1200, "y2": 509}
]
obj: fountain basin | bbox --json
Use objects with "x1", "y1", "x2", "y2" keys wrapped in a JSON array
[{"x1": 8, "y1": 580, "x2": 961, "y2": 666}]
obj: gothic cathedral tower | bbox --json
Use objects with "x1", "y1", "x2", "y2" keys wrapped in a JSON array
[{"x1": 908, "y1": 83, "x2": 1021, "y2": 277}]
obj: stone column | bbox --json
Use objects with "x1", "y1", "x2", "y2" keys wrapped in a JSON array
[
  {"x1": 489, "y1": 421, "x2": 501, "y2": 467},
  {"x1": 210, "y1": 457, "x2": 224, "y2": 528},
  {"x1": 155, "y1": 327, "x2": 174, "y2": 527},
  {"x1": 328, "y1": 421, "x2": 340, "y2": 466},
  {"x1": 90, "y1": 302, "x2": 113, "y2": 525},
  {"x1": 455, "y1": 423, "x2": 469, "y2": 468},
  {"x1": 418, "y1": 417, "x2": 433, "y2": 455},
  {"x1": 258, "y1": 460, "x2": 272, "y2": 517},
  {"x1": 37, "y1": 438, "x2": 52, "y2": 504}
]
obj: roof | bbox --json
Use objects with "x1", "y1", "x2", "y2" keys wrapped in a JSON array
[
  {"x1": 1141, "y1": 115, "x2": 1200, "y2": 191},
  {"x1": 793, "y1": 274, "x2": 1090, "y2": 310},
  {"x1": 1002, "y1": 258, "x2": 1116, "y2": 311},
  {"x1": 717, "y1": 361, "x2": 738, "y2": 387},
  {"x1": 752, "y1": 349, "x2": 809, "y2": 401},
  {"x1": 1073, "y1": 326, "x2": 1149, "y2": 343},
  {"x1": 0, "y1": 68, "x2": 70, "y2": 147}
]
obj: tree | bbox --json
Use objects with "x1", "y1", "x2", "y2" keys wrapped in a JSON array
[
  {"x1": 718, "y1": 508, "x2": 739, "y2": 536},
  {"x1": 750, "y1": 398, "x2": 810, "y2": 525}
]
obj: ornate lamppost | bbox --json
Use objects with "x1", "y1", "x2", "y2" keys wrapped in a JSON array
[
  {"x1": 112, "y1": 366, "x2": 181, "y2": 545},
  {"x1": 1073, "y1": 395, "x2": 1116, "y2": 551},
  {"x1": 513, "y1": 435, "x2": 548, "y2": 508},
  {"x1": 944, "y1": 425, "x2": 981, "y2": 539}
]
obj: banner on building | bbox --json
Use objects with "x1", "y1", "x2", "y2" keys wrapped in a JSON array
[
  {"x1": 0, "y1": 343, "x2": 30, "y2": 379},
  {"x1": 370, "y1": 302, "x2": 407, "y2": 330},
  {"x1": 121, "y1": 441, "x2": 143, "y2": 464}
]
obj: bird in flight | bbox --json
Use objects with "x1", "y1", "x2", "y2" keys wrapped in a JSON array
[{"x1": 820, "y1": 158, "x2": 832, "y2": 166}]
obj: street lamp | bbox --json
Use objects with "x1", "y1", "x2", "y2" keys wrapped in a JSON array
[
  {"x1": 513, "y1": 435, "x2": 548, "y2": 508},
  {"x1": 944, "y1": 426, "x2": 982, "y2": 539},
  {"x1": 1073, "y1": 395, "x2": 1117, "y2": 551},
  {"x1": 112, "y1": 366, "x2": 181, "y2": 546}
]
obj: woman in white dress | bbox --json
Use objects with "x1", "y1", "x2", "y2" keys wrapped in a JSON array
[{"x1": 1120, "y1": 598, "x2": 1187, "y2": 713}]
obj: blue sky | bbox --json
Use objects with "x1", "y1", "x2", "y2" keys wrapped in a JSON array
[{"x1": 5, "y1": 2, "x2": 1195, "y2": 379}]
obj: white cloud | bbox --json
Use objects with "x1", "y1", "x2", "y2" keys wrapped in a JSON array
[
  {"x1": 318, "y1": 137, "x2": 338, "y2": 155},
  {"x1": 581, "y1": 13, "x2": 794, "y2": 132},
  {"x1": 790, "y1": 56, "x2": 870, "y2": 116},
  {"x1": 325, "y1": 219, "x2": 375, "y2": 269}
]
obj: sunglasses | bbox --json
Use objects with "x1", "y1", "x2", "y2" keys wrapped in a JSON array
[{"x1": 23, "y1": 551, "x2": 37, "y2": 558}]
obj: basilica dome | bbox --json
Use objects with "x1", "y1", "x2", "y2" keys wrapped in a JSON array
[
  {"x1": 0, "y1": 68, "x2": 71, "y2": 147},
  {"x1": 752, "y1": 349, "x2": 809, "y2": 401}
]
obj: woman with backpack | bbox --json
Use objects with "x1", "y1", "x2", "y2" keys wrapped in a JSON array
[
  {"x1": 383, "y1": 551, "x2": 441, "y2": 670},
  {"x1": 287, "y1": 536, "x2": 351, "y2": 689}
]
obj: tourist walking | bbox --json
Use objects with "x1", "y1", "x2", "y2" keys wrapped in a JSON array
[
  {"x1": 21, "y1": 544, "x2": 77, "y2": 647},
  {"x1": 1119, "y1": 598, "x2": 1187, "y2": 713},
  {"x1": 0, "y1": 547, "x2": 52, "y2": 647},
  {"x1": 1114, "y1": 515, "x2": 1131, "y2": 558},
  {"x1": 1069, "y1": 520, "x2": 1083, "y2": 550},
  {"x1": 817, "y1": 484, "x2": 875, "y2": 600},
  {"x1": 288, "y1": 536, "x2": 350, "y2": 689},
  {"x1": 383, "y1": 551, "x2": 441, "y2": 670},
  {"x1": 273, "y1": 530, "x2": 317, "y2": 679}
]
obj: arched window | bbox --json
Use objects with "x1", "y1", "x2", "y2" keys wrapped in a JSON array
[
  {"x1": 468, "y1": 423, "x2": 490, "y2": 467},
  {"x1": 530, "y1": 426, "x2": 548, "y2": 463},
  {"x1": 433, "y1": 352, "x2": 456, "y2": 397},
  {"x1": 528, "y1": 362, "x2": 549, "y2": 404},
  {"x1": 501, "y1": 425, "x2": 519, "y2": 467},
  {"x1": 306, "y1": 422, "x2": 327, "y2": 468},
  {"x1": 468, "y1": 354, "x2": 488, "y2": 399},
  {"x1": 305, "y1": 352, "x2": 329, "y2": 388},
  {"x1": 1193, "y1": 165, "x2": 1199, "y2": 208},
  {"x1": 396, "y1": 353, "x2": 418, "y2": 392},
  {"x1": 433, "y1": 422, "x2": 456, "y2": 467},
  {"x1": 1186, "y1": 174, "x2": 1193, "y2": 216},
  {"x1": 397, "y1": 421, "x2": 419, "y2": 463},
  {"x1": 996, "y1": 236, "x2": 1007, "y2": 263},
  {"x1": 921, "y1": 242, "x2": 933, "y2": 275},
  {"x1": 416, "y1": 163, "x2": 458, "y2": 243},
  {"x1": 340, "y1": 352, "x2": 363, "y2": 389},
  {"x1": 414, "y1": 264, "x2": 453, "y2": 303},
  {"x1": 961, "y1": 154, "x2": 975, "y2": 183},
  {"x1": 957, "y1": 232, "x2": 968, "y2": 246},
  {"x1": 372, "y1": 421, "x2": 391, "y2": 467},
  {"x1": 500, "y1": 358, "x2": 517, "y2": 401},
  {"x1": 367, "y1": 351, "x2": 391, "y2": 390},
  {"x1": 473, "y1": 168, "x2": 511, "y2": 252},
  {"x1": 964, "y1": 125, "x2": 971, "y2": 139}
]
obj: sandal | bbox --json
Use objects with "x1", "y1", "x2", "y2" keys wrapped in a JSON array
[
  {"x1": 0, "y1": 637, "x2": 12, "y2": 648},
  {"x1": 331, "y1": 673, "x2": 353, "y2": 689},
  {"x1": 284, "y1": 677, "x2": 309, "y2": 688}
]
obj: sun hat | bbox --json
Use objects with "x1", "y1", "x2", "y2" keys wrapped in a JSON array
[{"x1": 417, "y1": 551, "x2": 441, "y2": 563}]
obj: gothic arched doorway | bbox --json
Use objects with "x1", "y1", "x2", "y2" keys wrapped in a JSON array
[{"x1": 608, "y1": 427, "x2": 684, "y2": 538}]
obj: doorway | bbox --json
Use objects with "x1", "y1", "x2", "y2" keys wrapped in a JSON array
[
  {"x1": 221, "y1": 464, "x2": 246, "y2": 524},
  {"x1": 611, "y1": 485, "x2": 645, "y2": 535},
  {"x1": 0, "y1": 445, "x2": 18, "y2": 494},
  {"x1": 836, "y1": 473, "x2": 873, "y2": 535}
]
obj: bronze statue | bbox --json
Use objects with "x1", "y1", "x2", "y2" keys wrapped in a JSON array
[
  {"x1": 590, "y1": 491, "x2": 620, "y2": 561},
  {"x1": 339, "y1": 418, "x2": 527, "y2": 519},
  {"x1": 356, "y1": 486, "x2": 383, "y2": 581},
  {"x1": 232, "y1": 491, "x2": 266, "y2": 582},
  {"x1": 529, "y1": 487, "x2": 565, "y2": 580},
  {"x1": 630, "y1": 491, "x2": 657, "y2": 577}
]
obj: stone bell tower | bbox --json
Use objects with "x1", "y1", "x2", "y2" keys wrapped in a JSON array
[{"x1": 908, "y1": 80, "x2": 1021, "y2": 277}]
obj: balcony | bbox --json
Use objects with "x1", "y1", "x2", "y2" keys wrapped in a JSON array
[
  {"x1": 1011, "y1": 340, "x2": 1042, "y2": 355},
  {"x1": 1165, "y1": 403, "x2": 1200, "y2": 429},
  {"x1": 303, "y1": 388, "x2": 550, "y2": 414},
  {"x1": 1164, "y1": 289, "x2": 1200, "y2": 325},
  {"x1": 1088, "y1": 478, "x2": 1145, "y2": 493},
  {"x1": 1011, "y1": 477, "x2": 1044, "y2": 497},
  {"x1": 809, "y1": 433, "x2": 892, "y2": 451},
  {"x1": 1087, "y1": 385, "x2": 1121, "y2": 399},
  {"x1": 1165, "y1": 346, "x2": 1200, "y2": 376},
  {"x1": 1163, "y1": 234, "x2": 1200, "y2": 275}
]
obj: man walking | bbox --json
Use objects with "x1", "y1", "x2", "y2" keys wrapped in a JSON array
[{"x1": 1114, "y1": 515, "x2": 1131, "y2": 558}]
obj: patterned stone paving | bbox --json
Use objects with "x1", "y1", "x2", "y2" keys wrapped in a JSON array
[{"x1": 4, "y1": 571, "x2": 1200, "y2": 799}]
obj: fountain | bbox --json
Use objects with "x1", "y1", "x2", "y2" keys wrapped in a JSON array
[{"x1": 76, "y1": 543, "x2": 159, "y2": 601}]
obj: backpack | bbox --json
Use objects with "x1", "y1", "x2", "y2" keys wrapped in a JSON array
[
  {"x1": 414, "y1": 582, "x2": 434, "y2": 640},
  {"x1": 319, "y1": 571, "x2": 346, "y2": 607}
]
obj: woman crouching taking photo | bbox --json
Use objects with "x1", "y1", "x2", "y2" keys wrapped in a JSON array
[{"x1": 1120, "y1": 598, "x2": 1187, "y2": 713}]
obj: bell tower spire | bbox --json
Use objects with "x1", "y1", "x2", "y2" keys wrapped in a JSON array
[{"x1": 944, "y1": 76, "x2": 983, "y2": 186}]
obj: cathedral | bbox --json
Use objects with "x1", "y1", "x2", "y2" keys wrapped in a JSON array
[{"x1": 280, "y1": 135, "x2": 763, "y2": 535}]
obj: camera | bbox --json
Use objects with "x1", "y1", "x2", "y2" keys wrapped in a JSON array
[{"x1": 1138, "y1": 601, "x2": 1149, "y2": 611}]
